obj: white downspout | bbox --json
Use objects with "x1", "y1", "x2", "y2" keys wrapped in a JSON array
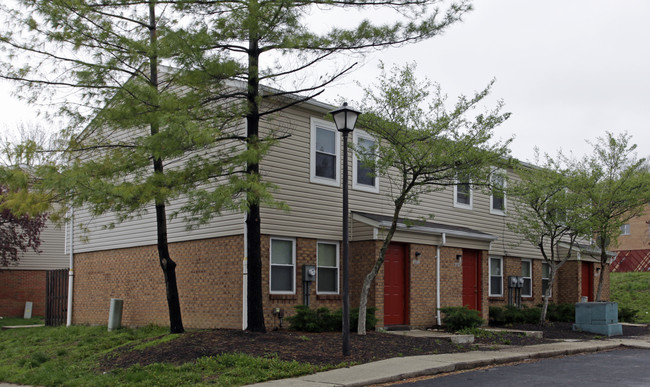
[
  {"x1": 436, "y1": 233, "x2": 446, "y2": 326},
  {"x1": 242, "y1": 215, "x2": 248, "y2": 330},
  {"x1": 66, "y1": 207, "x2": 74, "y2": 327}
]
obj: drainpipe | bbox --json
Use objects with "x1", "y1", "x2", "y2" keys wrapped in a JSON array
[
  {"x1": 242, "y1": 215, "x2": 248, "y2": 330},
  {"x1": 436, "y1": 233, "x2": 446, "y2": 326},
  {"x1": 66, "y1": 207, "x2": 74, "y2": 327}
]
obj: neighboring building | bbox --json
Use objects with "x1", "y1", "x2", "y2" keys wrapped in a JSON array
[
  {"x1": 0, "y1": 221, "x2": 68, "y2": 317},
  {"x1": 611, "y1": 205, "x2": 650, "y2": 272},
  {"x1": 67, "y1": 98, "x2": 608, "y2": 330}
]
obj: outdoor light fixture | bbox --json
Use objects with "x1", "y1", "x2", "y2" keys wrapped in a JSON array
[
  {"x1": 330, "y1": 102, "x2": 361, "y2": 134},
  {"x1": 329, "y1": 102, "x2": 360, "y2": 357}
]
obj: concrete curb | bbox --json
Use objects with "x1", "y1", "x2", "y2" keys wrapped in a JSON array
[{"x1": 248, "y1": 338, "x2": 650, "y2": 387}]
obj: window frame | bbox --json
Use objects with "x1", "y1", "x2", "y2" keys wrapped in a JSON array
[
  {"x1": 316, "y1": 241, "x2": 340, "y2": 295},
  {"x1": 620, "y1": 223, "x2": 631, "y2": 236},
  {"x1": 521, "y1": 259, "x2": 532, "y2": 298},
  {"x1": 310, "y1": 117, "x2": 340, "y2": 187},
  {"x1": 269, "y1": 237, "x2": 296, "y2": 295},
  {"x1": 541, "y1": 262, "x2": 552, "y2": 298},
  {"x1": 454, "y1": 176, "x2": 473, "y2": 210},
  {"x1": 352, "y1": 129, "x2": 380, "y2": 193},
  {"x1": 490, "y1": 169, "x2": 507, "y2": 215},
  {"x1": 489, "y1": 256, "x2": 503, "y2": 297}
]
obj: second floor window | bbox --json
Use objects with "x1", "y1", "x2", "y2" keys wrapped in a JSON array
[
  {"x1": 454, "y1": 175, "x2": 472, "y2": 209},
  {"x1": 621, "y1": 223, "x2": 631, "y2": 236},
  {"x1": 310, "y1": 118, "x2": 340, "y2": 186},
  {"x1": 490, "y1": 170, "x2": 506, "y2": 215},
  {"x1": 353, "y1": 130, "x2": 379, "y2": 192}
]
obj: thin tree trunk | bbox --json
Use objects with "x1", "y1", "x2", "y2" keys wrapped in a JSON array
[
  {"x1": 594, "y1": 245, "x2": 608, "y2": 302},
  {"x1": 245, "y1": 18, "x2": 266, "y2": 332},
  {"x1": 539, "y1": 268, "x2": 553, "y2": 324},
  {"x1": 357, "y1": 198, "x2": 404, "y2": 335},
  {"x1": 149, "y1": 0, "x2": 184, "y2": 334}
]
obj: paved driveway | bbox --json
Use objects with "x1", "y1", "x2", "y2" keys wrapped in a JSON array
[{"x1": 396, "y1": 348, "x2": 650, "y2": 387}]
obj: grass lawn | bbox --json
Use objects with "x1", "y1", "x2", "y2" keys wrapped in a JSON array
[
  {"x1": 0, "y1": 325, "x2": 324, "y2": 386},
  {"x1": 610, "y1": 272, "x2": 650, "y2": 323}
]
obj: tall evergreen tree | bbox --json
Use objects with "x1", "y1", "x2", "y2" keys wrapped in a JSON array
[{"x1": 0, "y1": 0, "x2": 275, "y2": 333}]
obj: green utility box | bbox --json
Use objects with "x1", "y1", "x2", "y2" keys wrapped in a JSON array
[{"x1": 573, "y1": 302, "x2": 622, "y2": 337}]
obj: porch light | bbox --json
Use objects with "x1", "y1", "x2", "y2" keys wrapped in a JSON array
[{"x1": 329, "y1": 101, "x2": 361, "y2": 357}]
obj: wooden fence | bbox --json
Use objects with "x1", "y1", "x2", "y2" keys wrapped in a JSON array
[{"x1": 46, "y1": 269, "x2": 69, "y2": 326}]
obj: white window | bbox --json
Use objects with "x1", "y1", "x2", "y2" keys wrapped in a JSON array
[
  {"x1": 352, "y1": 130, "x2": 379, "y2": 193},
  {"x1": 541, "y1": 262, "x2": 552, "y2": 298},
  {"x1": 317, "y1": 241, "x2": 339, "y2": 294},
  {"x1": 521, "y1": 259, "x2": 532, "y2": 297},
  {"x1": 454, "y1": 175, "x2": 473, "y2": 210},
  {"x1": 270, "y1": 238, "x2": 295, "y2": 294},
  {"x1": 489, "y1": 256, "x2": 503, "y2": 296},
  {"x1": 310, "y1": 118, "x2": 340, "y2": 186},
  {"x1": 620, "y1": 223, "x2": 631, "y2": 236},
  {"x1": 490, "y1": 170, "x2": 506, "y2": 215}
]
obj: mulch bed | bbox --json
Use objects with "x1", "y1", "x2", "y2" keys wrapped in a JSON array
[{"x1": 100, "y1": 323, "x2": 649, "y2": 370}]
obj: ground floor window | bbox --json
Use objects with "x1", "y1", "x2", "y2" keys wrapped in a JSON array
[
  {"x1": 489, "y1": 256, "x2": 503, "y2": 296},
  {"x1": 270, "y1": 238, "x2": 295, "y2": 294},
  {"x1": 521, "y1": 259, "x2": 532, "y2": 297},
  {"x1": 541, "y1": 262, "x2": 552, "y2": 298},
  {"x1": 317, "y1": 241, "x2": 339, "y2": 294}
]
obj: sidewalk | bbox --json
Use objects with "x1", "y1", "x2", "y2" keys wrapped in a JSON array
[{"x1": 249, "y1": 336, "x2": 650, "y2": 387}]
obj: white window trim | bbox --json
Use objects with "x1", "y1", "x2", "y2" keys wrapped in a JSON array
[
  {"x1": 352, "y1": 129, "x2": 380, "y2": 193},
  {"x1": 621, "y1": 223, "x2": 631, "y2": 236},
  {"x1": 316, "y1": 240, "x2": 340, "y2": 295},
  {"x1": 310, "y1": 117, "x2": 340, "y2": 187},
  {"x1": 490, "y1": 169, "x2": 507, "y2": 216},
  {"x1": 521, "y1": 259, "x2": 532, "y2": 297},
  {"x1": 542, "y1": 262, "x2": 552, "y2": 298},
  {"x1": 269, "y1": 237, "x2": 296, "y2": 295},
  {"x1": 454, "y1": 178, "x2": 473, "y2": 210},
  {"x1": 489, "y1": 256, "x2": 503, "y2": 297}
]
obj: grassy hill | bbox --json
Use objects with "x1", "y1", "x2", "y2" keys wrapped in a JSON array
[{"x1": 610, "y1": 272, "x2": 650, "y2": 323}]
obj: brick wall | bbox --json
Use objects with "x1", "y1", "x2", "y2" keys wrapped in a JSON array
[
  {"x1": 0, "y1": 270, "x2": 47, "y2": 317},
  {"x1": 557, "y1": 261, "x2": 580, "y2": 304},
  {"x1": 73, "y1": 235, "x2": 244, "y2": 329},
  {"x1": 614, "y1": 209, "x2": 650, "y2": 251}
]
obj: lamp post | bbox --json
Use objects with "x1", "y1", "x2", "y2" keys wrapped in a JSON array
[{"x1": 330, "y1": 102, "x2": 360, "y2": 357}]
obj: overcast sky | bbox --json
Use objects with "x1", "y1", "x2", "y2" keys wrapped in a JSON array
[{"x1": 1, "y1": 0, "x2": 649, "y2": 163}]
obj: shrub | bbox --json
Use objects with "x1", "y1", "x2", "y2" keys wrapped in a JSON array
[
  {"x1": 440, "y1": 306, "x2": 484, "y2": 332},
  {"x1": 286, "y1": 306, "x2": 377, "y2": 332},
  {"x1": 618, "y1": 306, "x2": 639, "y2": 323},
  {"x1": 545, "y1": 303, "x2": 574, "y2": 322},
  {"x1": 489, "y1": 305, "x2": 539, "y2": 325}
]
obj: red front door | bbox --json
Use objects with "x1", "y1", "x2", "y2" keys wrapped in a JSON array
[
  {"x1": 384, "y1": 243, "x2": 408, "y2": 326},
  {"x1": 462, "y1": 250, "x2": 481, "y2": 311},
  {"x1": 581, "y1": 262, "x2": 594, "y2": 301}
]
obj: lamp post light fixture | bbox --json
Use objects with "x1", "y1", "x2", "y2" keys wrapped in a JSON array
[{"x1": 329, "y1": 102, "x2": 361, "y2": 357}]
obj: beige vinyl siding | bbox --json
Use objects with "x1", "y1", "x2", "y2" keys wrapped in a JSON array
[
  {"x1": 6, "y1": 221, "x2": 68, "y2": 270},
  {"x1": 71, "y1": 118, "x2": 247, "y2": 253},
  {"x1": 259, "y1": 104, "x2": 544, "y2": 260},
  {"x1": 70, "y1": 205, "x2": 243, "y2": 253}
]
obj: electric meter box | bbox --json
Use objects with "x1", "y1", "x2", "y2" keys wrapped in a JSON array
[{"x1": 302, "y1": 265, "x2": 316, "y2": 282}]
